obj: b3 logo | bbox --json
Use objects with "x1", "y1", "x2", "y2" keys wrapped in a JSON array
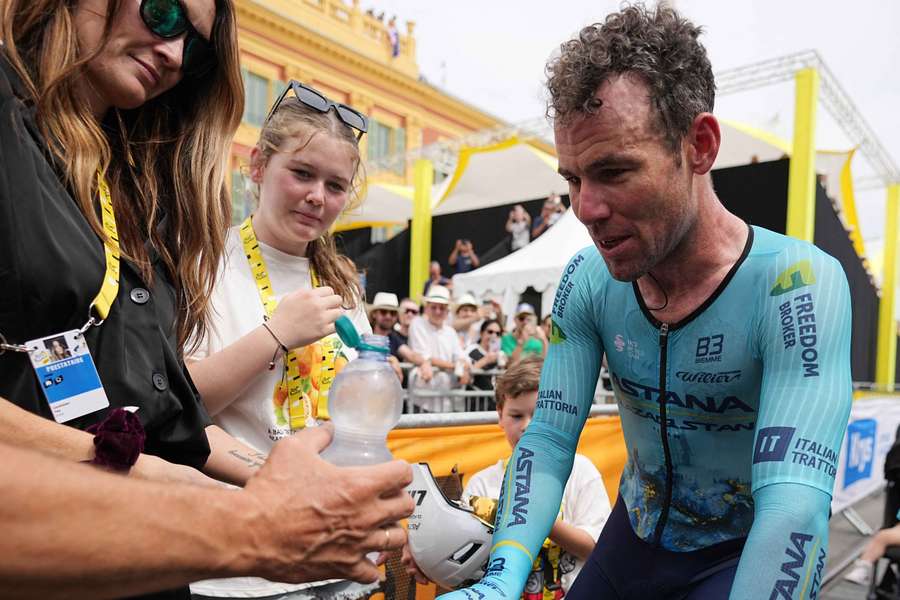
[{"x1": 695, "y1": 334, "x2": 724, "y2": 363}]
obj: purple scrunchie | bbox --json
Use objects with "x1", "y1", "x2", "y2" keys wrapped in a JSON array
[{"x1": 86, "y1": 408, "x2": 146, "y2": 471}]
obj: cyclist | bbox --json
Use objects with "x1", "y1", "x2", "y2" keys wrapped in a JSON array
[{"x1": 444, "y1": 5, "x2": 852, "y2": 600}]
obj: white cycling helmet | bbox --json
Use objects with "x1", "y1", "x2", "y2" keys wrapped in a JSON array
[{"x1": 406, "y1": 462, "x2": 494, "y2": 588}]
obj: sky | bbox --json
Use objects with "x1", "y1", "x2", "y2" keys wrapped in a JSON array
[{"x1": 370, "y1": 0, "x2": 900, "y2": 275}]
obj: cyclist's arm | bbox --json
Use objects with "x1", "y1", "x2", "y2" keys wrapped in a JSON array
[
  {"x1": 730, "y1": 249, "x2": 852, "y2": 600},
  {"x1": 442, "y1": 251, "x2": 604, "y2": 599}
]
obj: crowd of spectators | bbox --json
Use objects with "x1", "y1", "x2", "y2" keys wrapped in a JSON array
[{"x1": 367, "y1": 285, "x2": 548, "y2": 412}]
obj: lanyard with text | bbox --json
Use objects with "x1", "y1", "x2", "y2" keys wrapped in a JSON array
[
  {"x1": 0, "y1": 172, "x2": 118, "y2": 422},
  {"x1": 240, "y1": 216, "x2": 320, "y2": 431},
  {"x1": 90, "y1": 172, "x2": 122, "y2": 322}
]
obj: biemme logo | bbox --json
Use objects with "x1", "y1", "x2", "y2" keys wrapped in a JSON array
[
  {"x1": 753, "y1": 426, "x2": 796, "y2": 464},
  {"x1": 844, "y1": 419, "x2": 876, "y2": 488},
  {"x1": 770, "y1": 260, "x2": 816, "y2": 296}
]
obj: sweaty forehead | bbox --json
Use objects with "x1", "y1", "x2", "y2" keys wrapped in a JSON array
[{"x1": 554, "y1": 75, "x2": 659, "y2": 166}]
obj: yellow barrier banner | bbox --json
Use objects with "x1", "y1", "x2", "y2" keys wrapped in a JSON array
[{"x1": 388, "y1": 416, "x2": 626, "y2": 501}]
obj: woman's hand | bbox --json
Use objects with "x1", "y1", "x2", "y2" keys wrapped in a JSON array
[{"x1": 268, "y1": 286, "x2": 344, "y2": 349}]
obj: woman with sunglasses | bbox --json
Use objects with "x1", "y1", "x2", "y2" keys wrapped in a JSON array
[
  {"x1": 464, "y1": 319, "x2": 504, "y2": 402},
  {"x1": 186, "y1": 82, "x2": 378, "y2": 599},
  {"x1": 0, "y1": 0, "x2": 243, "y2": 468}
]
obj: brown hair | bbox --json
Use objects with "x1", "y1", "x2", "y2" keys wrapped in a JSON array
[
  {"x1": 251, "y1": 97, "x2": 365, "y2": 309},
  {"x1": 495, "y1": 355, "x2": 543, "y2": 410},
  {"x1": 545, "y1": 4, "x2": 714, "y2": 155},
  {"x1": 1, "y1": 0, "x2": 244, "y2": 351}
]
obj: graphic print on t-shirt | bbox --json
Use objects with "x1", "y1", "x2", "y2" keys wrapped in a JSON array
[{"x1": 271, "y1": 334, "x2": 350, "y2": 433}]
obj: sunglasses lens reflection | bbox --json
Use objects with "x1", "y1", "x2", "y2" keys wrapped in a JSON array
[
  {"x1": 337, "y1": 105, "x2": 368, "y2": 133},
  {"x1": 295, "y1": 84, "x2": 330, "y2": 112},
  {"x1": 142, "y1": 0, "x2": 186, "y2": 37}
]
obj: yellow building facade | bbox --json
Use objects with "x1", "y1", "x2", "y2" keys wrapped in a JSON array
[{"x1": 231, "y1": 0, "x2": 504, "y2": 222}]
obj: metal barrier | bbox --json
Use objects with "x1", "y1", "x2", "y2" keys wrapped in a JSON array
[
  {"x1": 398, "y1": 363, "x2": 613, "y2": 413},
  {"x1": 397, "y1": 393, "x2": 617, "y2": 427}
]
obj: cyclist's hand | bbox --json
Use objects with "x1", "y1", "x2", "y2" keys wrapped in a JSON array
[{"x1": 268, "y1": 287, "x2": 343, "y2": 349}]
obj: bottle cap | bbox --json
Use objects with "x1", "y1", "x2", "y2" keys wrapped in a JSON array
[
  {"x1": 335, "y1": 315, "x2": 361, "y2": 348},
  {"x1": 335, "y1": 316, "x2": 388, "y2": 353}
]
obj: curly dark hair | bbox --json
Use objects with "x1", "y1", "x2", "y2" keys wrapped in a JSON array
[{"x1": 546, "y1": 4, "x2": 715, "y2": 154}]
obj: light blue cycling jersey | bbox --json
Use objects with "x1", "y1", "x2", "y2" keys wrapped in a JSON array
[{"x1": 446, "y1": 225, "x2": 852, "y2": 600}]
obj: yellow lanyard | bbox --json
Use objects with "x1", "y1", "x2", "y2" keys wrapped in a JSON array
[
  {"x1": 240, "y1": 216, "x2": 321, "y2": 430},
  {"x1": 0, "y1": 172, "x2": 119, "y2": 355},
  {"x1": 89, "y1": 173, "x2": 121, "y2": 323}
]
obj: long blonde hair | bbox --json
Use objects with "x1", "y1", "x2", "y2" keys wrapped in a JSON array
[
  {"x1": 1, "y1": 0, "x2": 244, "y2": 351},
  {"x1": 252, "y1": 98, "x2": 365, "y2": 309}
]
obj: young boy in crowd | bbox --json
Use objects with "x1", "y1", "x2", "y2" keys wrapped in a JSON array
[{"x1": 463, "y1": 356, "x2": 611, "y2": 599}]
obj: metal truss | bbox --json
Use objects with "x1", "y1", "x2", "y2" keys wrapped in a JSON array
[
  {"x1": 370, "y1": 50, "x2": 898, "y2": 186},
  {"x1": 713, "y1": 50, "x2": 897, "y2": 185},
  {"x1": 366, "y1": 115, "x2": 554, "y2": 176}
]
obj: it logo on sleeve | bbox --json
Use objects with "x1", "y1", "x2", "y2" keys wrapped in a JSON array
[
  {"x1": 753, "y1": 426, "x2": 796, "y2": 463},
  {"x1": 844, "y1": 419, "x2": 876, "y2": 488},
  {"x1": 770, "y1": 260, "x2": 816, "y2": 296}
]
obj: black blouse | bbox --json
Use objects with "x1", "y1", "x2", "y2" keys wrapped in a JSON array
[{"x1": 0, "y1": 55, "x2": 211, "y2": 476}]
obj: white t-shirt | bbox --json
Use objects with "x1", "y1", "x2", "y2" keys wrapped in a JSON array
[
  {"x1": 462, "y1": 454, "x2": 610, "y2": 594},
  {"x1": 407, "y1": 316, "x2": 465, "y2": 364},
  {"x1": 188, "y1": 226, "x2": 370, "y2": 598}
]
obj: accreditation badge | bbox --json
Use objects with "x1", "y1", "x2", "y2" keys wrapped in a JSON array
[{"x1": 26, "y1": 330, "x2": 110, "y2": 423}]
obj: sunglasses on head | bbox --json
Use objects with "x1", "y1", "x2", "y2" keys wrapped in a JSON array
[
  {"x1": 140, "y1": 0, "x2": 217, "y2": 78},
  {"x1": 266, "y1": 81, "x2": 369, "y2": 140}
]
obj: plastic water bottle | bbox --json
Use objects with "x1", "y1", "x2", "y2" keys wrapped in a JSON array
[{"x1": 320, "y1": 334, "x2": 402, "y2": 466}]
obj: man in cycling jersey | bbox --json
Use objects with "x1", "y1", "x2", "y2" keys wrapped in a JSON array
[{"x1": 443, "y1": 5, "x2": 852, "y2": 600}]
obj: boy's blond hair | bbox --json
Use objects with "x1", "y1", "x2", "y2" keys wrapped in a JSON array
[{"x1": 495, "y1": 356, "x2": 543, "y2": 410}]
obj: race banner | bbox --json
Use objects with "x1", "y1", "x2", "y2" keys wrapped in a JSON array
[{"x1": 832, "y1": 396, "x2": 900, "y2": 514}]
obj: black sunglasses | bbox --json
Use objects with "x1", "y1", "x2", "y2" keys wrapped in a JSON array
[
  {"x1": 140, "y1": 0, "x2": 217, "y2": 78},
  {"x1": 266, "y1": 81, "x2": 369, "y2": 140}
]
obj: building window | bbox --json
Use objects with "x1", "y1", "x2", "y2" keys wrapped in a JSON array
[
  {"x1": 368, "y1": 119, "x2": 406, "y2": 175},
  {"x1": 231, "y1": 167, "x2": 252, "y2": 225},
  {"x1": 243, "y1": 70, "x2": 270, "y2": 127}
]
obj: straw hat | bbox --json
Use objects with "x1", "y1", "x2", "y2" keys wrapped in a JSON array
[
  {"x1": 368, "y1": 292, "x2": 400, "y2": 317},
  {"x1": 454, "y1": 293, "x2": 478, "y2": 313},
  {"x1": 423, "y1": 285, "x2": 451, "y2": 305}
]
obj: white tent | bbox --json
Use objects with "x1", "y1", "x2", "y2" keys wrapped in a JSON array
[
  {"x1": 334, "y1": 183, "x2": 414, "y2": 230},
  {"x1": 452, "y1": 208, "x2": 593, "y2": 323},
  {"x1": 433, "y1": 139, "x2": 568, "y2": 215}
]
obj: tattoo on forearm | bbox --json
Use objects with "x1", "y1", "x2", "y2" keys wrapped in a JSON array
[{"x1": 228, "y1": 449, "x2": 267, "y2": 469}]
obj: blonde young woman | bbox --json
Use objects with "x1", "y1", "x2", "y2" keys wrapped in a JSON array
[{"x1": 187, "y1": 82, "x2": 376, "y2": 599}]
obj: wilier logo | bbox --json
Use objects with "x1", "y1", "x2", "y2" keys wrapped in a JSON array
[
  {"x1": 753, "y1": 426, "x2": 796, "y2": 464},
  {"x1": 770, "y1": 260, "x2": 816, "y2": 296}
]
